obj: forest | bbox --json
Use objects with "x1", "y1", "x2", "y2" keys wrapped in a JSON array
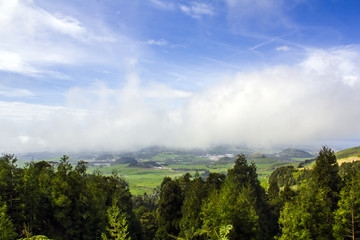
[{"x1": 1, "y1": 146, "x2": 360, "y2": 240}]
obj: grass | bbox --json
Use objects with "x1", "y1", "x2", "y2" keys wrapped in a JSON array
[
  {"x1": 337, "y1": 157, "x2": 360, "y2": 165},
  {"x1": 87, "y1": 164, "x2": 186, "y2": 195},
  {"x1": 291, "y1": 157, "x2": 314, "y2": 162},
  {"x1": 336, "y1": 146, "x2": 360, "y2": 159}
]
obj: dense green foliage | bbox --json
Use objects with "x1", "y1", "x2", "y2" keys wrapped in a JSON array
[
  {"x1": 278, "y1": 146, "x2": 342, "y2": 239},
  {"x1": 268, "y1": 165, "x2": 312, "y2": 188},
  {"x1": 0, "y1": 154, "x2": 141, "y2": 240},
  {"x1": 333, "y1": 164, "x2": 360, "y2": 240},
  {"x1": 3, "y1": 146, "x2": 360, "y2": 239}
]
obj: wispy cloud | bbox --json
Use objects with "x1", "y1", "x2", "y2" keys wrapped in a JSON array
[
  {"x1": 276, "y1": 45, "x2": 291, "y2": 51},
  {"x1": 179, "y1": 2, "x2": 215, "y2": 19},
  {"x1": 224, "y1": 0, "x2": 299, "y2": 35},
  {"x1": 0, "y1": 85, "x2": 35, "y2": 98},
  {"x1": 249, "y1": 36, "x2": 281, "y2": 51},
  {"x1": 149, "y1": 0, "x2": 175, "y2": 10},
  {"x1": 144, "y1": 39, "x2": 168, "y2": 46},
  {"x1": 0, "y1": 0, "x2": 126, "y2": 77},
  {"x1": 149, "y1": 0, "x2": 215, "y2": 19}
]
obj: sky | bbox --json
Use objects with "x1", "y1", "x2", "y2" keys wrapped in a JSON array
[{"x1": 1, "y1": 0, "x2": 360, "y2": 153}]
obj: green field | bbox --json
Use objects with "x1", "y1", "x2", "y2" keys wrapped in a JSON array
[
  {"x1": 290, "y1": 157, "x2": 314, "y2": 162},
  {"x1": 86, "y1": 154, "x2": 297, "y2": 195},
  {"x1": 87, "y1": 164, "x2": 204, "y2": 195}
]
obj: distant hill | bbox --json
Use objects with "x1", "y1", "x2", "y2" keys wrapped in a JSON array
[
  {"x1": 95, "y1": 153, "x2": 114, "y2": 160},
  {"x1": 128, "y1": 161, "x2": 161, "y2": 168},
  {"x1": 114, "y1": 157, "x2": 138, "y2": 165},
  {"x1": 213, "y1": 156, "x2": 235, "y2": 165},
  {"x1": 336, "y1": 146, "x2": 360, "y2": 159},
  {"x1": 248, "y1": 153, "x2": 266, "y2": 159},
  {"x1": 276, "y1": 148, "x2": 313, "y2": 159},
  {"x1": 335, "y1": 146, "x2": 360, "y2": 165}
]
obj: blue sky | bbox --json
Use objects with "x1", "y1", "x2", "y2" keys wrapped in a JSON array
[{"x1": 1, "y1": 0, "x2": 360, "y2": 152}]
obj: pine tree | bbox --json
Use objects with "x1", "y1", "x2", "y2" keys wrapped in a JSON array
[
  {"x1": 103, "y1": 203, "x2": 131, "y2": 240},
  {"x1": 0, "y1": 202, "x2": 17, "y2": 240},
  {"x1": 312, "y1": 146, "x2": 342, "y2": 211},
  {"x1": 278, "y1": 183, "x2": 333, "y2": 240},
  {"x1": 156, "y1": 177, "x2": 184, "y2": 239},
  {"x1": 278, "y1": 146, "x2": 342, "y2": 240},
  {"x1": 333, "y1": 171, "x2": 360, "y2": 240},
  {"x1": 0, "y1": 154, "x2": 24, "y2": 230},
  {"x1": 180, "y1": 176, "x2": 207, "y2": 239}
]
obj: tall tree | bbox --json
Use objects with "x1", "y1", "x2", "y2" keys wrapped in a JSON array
[
  {"x1": 200, "y1": 154, "x2": 276, "y2": 239},
  {"x1": 106, "y1": 171, "x2": 141, "y2": 240},
  {"x1": 137, "y1": 206, "x2": 157, "y2": 240},
  {"x1": 0, "y1": 154, "x2": 24, "y2": 231},
  {"x1": 180, "y1": 175, "x2": 207, "y2": 239},
  {"x1": 278, "y1": 183, "x2": 333, "y2": 240},
  {"x1": 102, "y1": 202, "x2": 131, "y2": 240},
  {"x1": 156, "y1": 177, "x2": 184, "y2": 239},
  {"x1": 312, "y1": 146, "x2": 342, "y2": 211},
  {"x1": 278, "y1": 146, "x2": 342, "y2": 240},
  {"x1": 50, "y1": 155, "x2": 74, "y2": 239},
  {"x1": 333, "y1": 171, "x2": 360, "y2": 240},
  {"x1": 201, "y1": 179, "x2": 259, "y2": 240},
  {"x1": 0, "y1": 201, "x2": 17, "y2": 240},
  {"x1": 22, "y1": 161, "x2": 55, "y2": 236}
]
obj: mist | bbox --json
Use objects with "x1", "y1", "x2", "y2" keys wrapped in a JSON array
[{"x1": 1, "y1": 46, "x2": 360, "y2": 153}]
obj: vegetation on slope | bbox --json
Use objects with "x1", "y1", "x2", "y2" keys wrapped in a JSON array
[{"x1": 335, "y1": 146, "x2": 360, "y2": 159}]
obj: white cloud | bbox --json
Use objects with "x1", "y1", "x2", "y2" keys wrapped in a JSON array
[
  {"x1": 179, "y1": 2, "x2": 215, "y2": 19},
  {"x1": 144, "y1": 39, "x2": 168, "y2": 46},
  {"x1": 276, "y1": 45, "x2": 291, "y2": 51},
  {"x1": 300, "y1": 46, "x2": 360, "y2": 86},
  {"x1": 149, "y1": 0, "x2": 175, "y2": 10},
  {"x1": 0, "y1": 50, "x2": 39, "y2": 75},
  {"x1": 1, "y1": 46, "x2": 360, "y2": 152},
  {"x1": 0, "y1": 0, "x2": 124, "y2": 77},
  {"x1": 149, "y1": 0, "x2": 214, "y2": 19}
]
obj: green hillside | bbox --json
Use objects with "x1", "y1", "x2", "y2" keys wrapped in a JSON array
[
  {"x1": 277, "y1": 148, "x2": 313, "y2": 158},
  {"x1": 335, "y1": 146, "x2": 360, "y2": 159}
]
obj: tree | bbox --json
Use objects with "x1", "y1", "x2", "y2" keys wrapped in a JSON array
[
  {"x1": 180, "y1": 176, "x2": 207, "y2": 239},
  {"x1": 205, "y1": 172, "x2": 225, "y2": 191},
  {"x1": 0, "y1": 154, "x2": 24, "y2": 230},
  {"x1": 22, "y1": 161, "x2": 55, "y2": 236},
  {"x1": 0, "y1": 201, "x2": 17, "y2": 240},
  {"x1": 137, "y1": 206, "x2": 157, "y2": 240},
  {"x1": 200, "y1": 154, "x2": 275, "y2": 239},
  {"x1": 268, "y1": 178, "x2": 280, "y2": 200},
  {"x1": 312, "y1": 146, "x2": 342, "y2": 211},
  {"x1": 50, "y1": 155, "x2": 74, "y2": 239},
  {"x1": 106, "y1": 171, "x2": 141, "y2": 240},
  {"x1": 102, "y1": 202, "x2": 131, "y2": 240},
  {"x1": 333, "y1": 171, "x2": 360, "y2": 240},
  {"x1": 278, "y1": 183, "x2": 333, "y2": 240},
  {"x1": 278, "y1": 146, "x2": 342, "y2": 240},
  {"x1": 201, "y1": 179, "x2": 259, "y2": 240},
  {"x1": 156, "y1": 177, "x2": 184, "y2": 239},
  {"x1": 280, "y1": 183, "x2": 295, "y2": 202}
]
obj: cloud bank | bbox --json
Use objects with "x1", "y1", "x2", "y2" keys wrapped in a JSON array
[{"x1": 1, "y1": 46, "x2": 360, "y2": 152}]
